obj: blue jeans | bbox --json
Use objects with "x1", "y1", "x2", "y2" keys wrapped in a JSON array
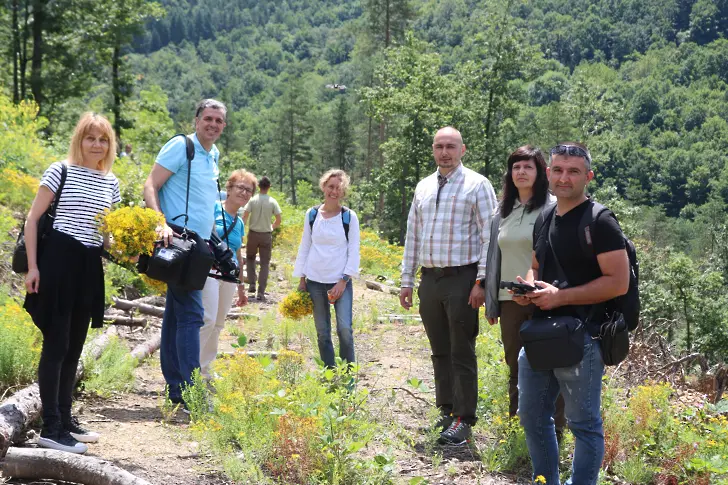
[
  {"x1": 161, "y1": 283, "x2": 204, "y2": 401},
  {"x1": 518, "y1": 332, "x2": 605, "y2": 485},
  {"x1": 307, "y1": 279, "x2": 355, "y2": 368}
]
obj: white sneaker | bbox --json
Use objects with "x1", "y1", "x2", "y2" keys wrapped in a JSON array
[{"x1": 65, "y1": 416, "x2": 101, "y2": 443}]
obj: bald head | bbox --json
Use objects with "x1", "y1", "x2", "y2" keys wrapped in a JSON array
[
  {"x1": 434, "y1": 127, "x2": 463, "y2": 145},
  {"x1": 432, "y1": 126, "x2": 466, "y2": 175}
]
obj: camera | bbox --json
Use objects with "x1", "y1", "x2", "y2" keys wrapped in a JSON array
[{"x1": 208, "y1": 232, "x2": 240, "y2": 281}]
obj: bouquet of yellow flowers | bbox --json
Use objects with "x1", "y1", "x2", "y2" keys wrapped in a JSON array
[
  {"x1": 99, "y1": 206, "x2": 165, "y2": 263},
  {"x1": 279, "y1": 290, "x2": 314, "y2": 320}
]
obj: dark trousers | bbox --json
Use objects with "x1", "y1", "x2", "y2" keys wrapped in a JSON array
[
  {"x1": 418, "y1": 266, "x2": 479, "y2": 425},
  {"x1": 499, "y1": 300, "x2": 566, "y2": 430},
  {"x1": 246, "y1": 230, "x2": 272, "y2": 295},
  {"x1": 38, "y1": 301, "x2": 91, "y2": 429}
]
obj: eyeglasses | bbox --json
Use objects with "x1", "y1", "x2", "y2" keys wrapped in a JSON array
[
  {"x1": 232, "y1": 184, "x2": 254, "y2": 194},
  {"x1": 550, "y1": 145, "x2": 591, "y2": 163}
]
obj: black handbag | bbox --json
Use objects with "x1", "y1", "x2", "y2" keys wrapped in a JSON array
[
  {"x1": 12, "y1": 164, "x2": 68, "y2": 274},
  {"x1": 519, "y1": 207, "x2": 586, "y2": 370},
  {"x1": 137, "y1": 135, "x2": 214, "y2": 291},
  {"x1": 598, "y1": 312, "x2": 629, "y2": 366},
  {"x1": 520, "y1": 315, "x2": 585, "y2": 371}
]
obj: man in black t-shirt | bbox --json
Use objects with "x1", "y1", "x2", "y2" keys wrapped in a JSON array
[{"x1": 511, "y1": 143, "x2": 630, "y2": 485}]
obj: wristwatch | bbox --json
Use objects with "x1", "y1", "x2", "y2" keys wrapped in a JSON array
[
  {"x1": 475, "y1": 278, "x2": 485, "y2": 288},
  {"x1": 341, "y1": 274, "x2": 351, "y2": 283}
]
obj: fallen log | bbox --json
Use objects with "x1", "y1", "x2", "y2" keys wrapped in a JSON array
[
  {"x1": 365, "y1": 280, "x2": 400, "y2": 296},
  {"x1": 112, "y1": 298, "x2": 165, "y2": 317},
  {"x1": 130, "y1": 331, "x2": 162, "y2": 362},
  {"x1": 226, "y1": 311, "x2": 260, "y2": 320},
  {"x1": 0, "y1": 328, "x2": 117, "y2": 458},
  {"x1": 0, "y1": 447, "x2": 154, "y2": 485},
  {"x1": 104, "y1": 315, "x2": 148, "y2": 327}
]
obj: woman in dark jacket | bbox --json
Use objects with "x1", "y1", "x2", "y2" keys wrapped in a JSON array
[
  {"x1": 24, "y1": 113, "x2": 120, "y2": 454},
  {"x1": 485, "y1": 146, "x2": 565, "y2": 434}
]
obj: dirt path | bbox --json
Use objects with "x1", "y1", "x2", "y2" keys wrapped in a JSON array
[{"x1": 7, "y1": 280, "x2": 524, "y2": 485}]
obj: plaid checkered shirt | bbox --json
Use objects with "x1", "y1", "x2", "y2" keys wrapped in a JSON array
[{"x1": 401, "y1": 163, "x2": 497, "y2": 288}]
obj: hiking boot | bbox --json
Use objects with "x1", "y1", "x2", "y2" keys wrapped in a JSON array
[
  {"x1": 433, "y1": 414, "x2": 454, "y2": 433},
  {"x1": 438, "y1": 417, "x2": 472, "y2": 446},
  {"x1": 169, "y1": 396, "x2": 190, "y2": 415},
  {"x1": 248, "y1": 286, "x2": 256, "y2": 294},
  {"x1": 257, "y1": 293, "x2": 267, "y2": 302},
  {"x1": 63, "y1": 415, "x2": 100, "y2": 443},
  {"x1": 38, "y1": 424, "x2": 88, "y2": 454}
]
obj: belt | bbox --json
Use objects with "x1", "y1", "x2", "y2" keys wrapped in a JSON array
[{"x1": 421, "y1": 263, "x2": 477, "y2": 278}]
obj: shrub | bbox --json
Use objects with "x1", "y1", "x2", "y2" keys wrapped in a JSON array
[{"x1": 0, "y1": 302, "x2": 41, "y2": 393}]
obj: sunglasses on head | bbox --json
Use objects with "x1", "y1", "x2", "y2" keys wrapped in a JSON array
[{"x1": 550, "y1": 145, "x2": 591, "y2": 162}]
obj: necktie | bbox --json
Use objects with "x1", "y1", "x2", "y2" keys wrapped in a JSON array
[{"x1": 436, "y1": 173, "x2": 447, "y2": 208}]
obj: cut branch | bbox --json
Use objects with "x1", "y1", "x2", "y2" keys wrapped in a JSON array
[
  {"x1": 130, "y1": 331, "x2": 162, "y2": 362},
  {"x1": 365, "y1": 280, "x2": 400, "y2": 296},
  {"x1": 112, "y1": 297, "x2": 165, "y2": 317},
  {"x1": 104, "y1": 315, "x2": 148, "y2": 327},
  {"x1": 0, "y1": 447, "x2": 154, "y2": 485}
]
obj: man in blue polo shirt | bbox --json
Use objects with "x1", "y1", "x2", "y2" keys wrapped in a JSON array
[{"x1": 143, "y1": 99, "x2": 226, "y2": 409}]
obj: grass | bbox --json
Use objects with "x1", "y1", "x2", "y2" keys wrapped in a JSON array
[{"x1": 81, "y1": 336, "x2": 136, "y2": 397}]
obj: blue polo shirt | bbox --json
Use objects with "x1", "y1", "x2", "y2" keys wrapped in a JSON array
[
  {"x1": 156, "y1": 133, "x2": 219, "y2": 236},
  {"x1": 213, "y1": 200, "x2": 245, "y2": 252}
]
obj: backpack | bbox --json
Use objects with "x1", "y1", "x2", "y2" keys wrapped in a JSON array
[
  {"x1": 308, "y1": 205, "x2": 351, "y2": 241},
  {"x1": 534, "y1": 200, "x2": 640, "y2": 331}
]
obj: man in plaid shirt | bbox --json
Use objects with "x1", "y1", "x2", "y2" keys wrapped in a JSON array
[{"x1": 400, "y1": 126, "x2": 497, "y2": 446}]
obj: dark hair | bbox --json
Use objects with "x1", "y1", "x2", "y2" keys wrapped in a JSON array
[
  {"x1": 259, "y1": 176, "x2": 271, "y2": 189},
  {"x1": 194, "y1": 99, "x2": 227, "y2": 119},
  {"x1": 500, "y1": 145, "x2": 549, "y2": 218}
]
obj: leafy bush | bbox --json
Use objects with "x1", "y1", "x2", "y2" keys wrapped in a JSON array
[
  {"x1": 188, "y1": 352, "x2": 393, "y2": 484},
  {"x1": 0, "y1": 167, "x2": 38, "y2": 214},
  {"x1": 0, "y1": 302, "x2": 41, "y2": 393},
  {"x1": 0, "y1": 95, "x2": 55, "y2": 176}
]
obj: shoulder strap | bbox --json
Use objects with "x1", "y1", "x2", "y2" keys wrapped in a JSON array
[
  {"x1": 50, "y1": 164, "x2": 68, "y2": 216},
  {"x1": 341, "y1": 206, "x2": 350, "y2": 241},
  {"x1": 578, "y1": 201, "x2": 611, "y2": 258},
  {"x1": 169, "y1": 134, "x2": 195, "y2": 230},
  {"x1": 308, "y1": 205, "x2": 321, "y2": 232},
  {"x1": 546, "y1": 208, "x2": 570, "y2": 288}
]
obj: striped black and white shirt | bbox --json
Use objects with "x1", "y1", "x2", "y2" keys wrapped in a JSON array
[{"x1": 40, "y1": 161, "x2": 121, "y2": 247}]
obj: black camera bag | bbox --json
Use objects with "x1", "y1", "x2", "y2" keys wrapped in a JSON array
[
  {"x1": 520, "y1": 315, "x2": 585, "y2": 370},
  {"x1": 597, "y1": 312, "x2": 629, "y2": 366}
]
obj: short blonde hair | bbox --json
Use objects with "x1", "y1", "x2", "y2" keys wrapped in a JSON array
[
  {"x1": 319, "y1": 169, "x2": 350, "y2": 196},
  {"x1": 226, "y1": 169, "x2": 257, "y2": 194},
  {"x1": 68, "y1": 113, "x2": 117, "y2": 174}
]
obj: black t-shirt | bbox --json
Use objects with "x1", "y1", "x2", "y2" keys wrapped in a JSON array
[{"x1": 532, "y1": 199, "x2": 625, "y2": 319}]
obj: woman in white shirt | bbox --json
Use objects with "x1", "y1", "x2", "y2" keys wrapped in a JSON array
[
  {"x1": 485, "y1": 146, "x2": 565, "y2": 436},
  {"x1": 23, "y1": 113, "x2": 121, "y2": 455},
  {"x1": 293, "y1": 169, "x2": 360, "y2": 368}
]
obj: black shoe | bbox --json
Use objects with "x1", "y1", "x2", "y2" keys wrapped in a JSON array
[
  {"x1": 433, "y1": 414, "x2": 454, "y2": 433},
  {"x1": 248, "y1": 286, "x2": 256, "y2": 294},
  {"x1": 438, "y1": 417, "x2": 472, "y2": 446},
  {"x1": 257, "y1": 294, "x2": 267, "y2": 302},
  {"x1": 63, "y1": 415, "x2": 100, "y2": 443},
  {"x1": 38, "y1": 425, "x2": 88, "y2": 454}
]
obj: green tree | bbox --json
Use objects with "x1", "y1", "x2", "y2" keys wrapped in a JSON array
[{"x1": 275, "y1": 77, "x2": 313, "y2": 205}]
